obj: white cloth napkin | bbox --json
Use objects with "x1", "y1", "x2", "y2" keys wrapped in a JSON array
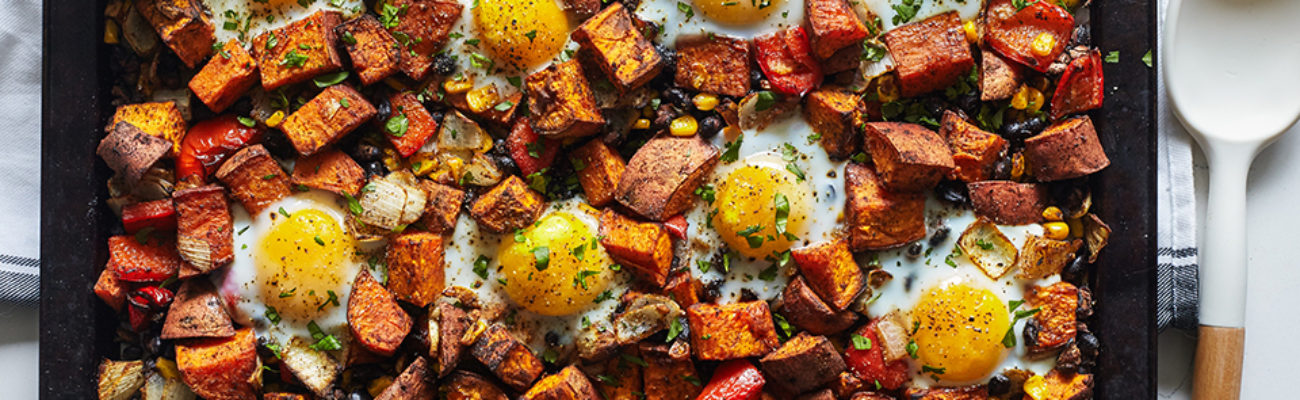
[
  {"x1": 0, "y1": 0, "x2": 42, "y2": 307},
  {"x1": 1155, "y1": 0, "x2": 1199, "y2": 332}
]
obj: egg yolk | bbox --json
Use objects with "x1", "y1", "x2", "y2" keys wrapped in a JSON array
[
  {"x1": 712, "y1": 161, "x2": 811, "y2": 258},
  {"x1": 473, "y1": 0, "x2": 570, "y2": 71},
  {"x1": 912, "y1": 281, "x2": 1011, "y2": 382},
  {"x1": 498, "y1": 212, "x2": 612, "y2": 316},
  {"x1": 693, "y1": 0, "x2": 786, "y2": 25},
  {"x1": 257, "y1": 208, "x2": 355, "y2": 322}
]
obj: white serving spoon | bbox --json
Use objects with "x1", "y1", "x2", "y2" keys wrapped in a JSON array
[{"x1": 1165, "y1": 0, "x2": 1300, "y2": 398}]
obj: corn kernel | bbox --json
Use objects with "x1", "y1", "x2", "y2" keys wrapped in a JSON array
[
  {"x1": 104, "y1": 20, "x2": 120, "y2": 44},
  {"x1": 1023, "y1": 375, "x2": 1049, "y2": 400},
  {"x1": 461, "y1": 318, "x2": 489, "y2": 345},
  {"x1": 410, "y1": 154, "x2": 439, "y2": 176},
  {"x1": 1010, "y1": 153, "x2": 1026, "y2": 181},
  {"x1": 443, "y1": 75, "x2": 474, "y2": 94},
  {"x1": 876, "y1": 74, "x2": 900, "y2": 103},
  {"x1": 466, "y1": 85, "x2": 501, "y2": 113},
  {"x1": 1031, "y1": 33, "x2": 1056, "y2": 57},
  {"x1": 1042, "y1": 206, "x2": 1064, "y2": 221},
  {"x1": 1068, "y1": 217, "x2": 1084, "y2": 239},
  {"x1": 266, "y1": 110, "x2": 285, "y2": 127},
  {"x1": 1011, "y1": 85, "x2": 1030, "y2": 110},
  {"x1": 669, "y1": 115, "x2": 698, "y2": 137},
  {"x1": 382, "y1": 148, "x2": 403, "y2": 172},
  {"x1": 367, "y1": 376, "x2": 395, "y2": 398},
  {"x1": 444, "y1": 156, "x2": 465, "y2": 179},
  {"x1": 1043, "y1": 221, "x2": 1070, "y2": 240},
  {"x1": 156, "y1": 358, "x2": 180, "y2": 381},
  {"x1": 633, "y1": 118, "x2": 651, "y2": 130},
  {"x1": 1026, "y1": 87, "x2": 1045, "y2": 114},
  {"x1": 693, "y1": 93, "x2": 720, "y2": 111},
  {"x1": 962, "y1": 20, "x2": 979, "y2": 44}
]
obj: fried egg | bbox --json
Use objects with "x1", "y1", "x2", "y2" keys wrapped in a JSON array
[
  {"x1": 203, "y1": 0, "x2": 366, "y2": 45},
  {"x1": 637, "y1": 0, "x2": 805, "y2": 46}
]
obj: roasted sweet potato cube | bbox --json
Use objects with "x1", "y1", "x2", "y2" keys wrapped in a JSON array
[
  {"x1": 390, "y1": 0, "x2": 463, "y2": 80},
  {"x1": 967, "y1": 180, "x2": 1049, "y2": 225},
  {"x1": 98, "y1": 122, "x2": 172, "y2": 187},
  {"x1": 1026, "y1": 281, "x2": 1079, "y2": 354},
  {"x1": 572, "y1": 3, "x2": 664, "y2": 92},
  {"x1": 570, "y1": 139, "x2": 626, "y2": 208},
  {"x1": 940, "y1": 111, "x2": 1009, "y2": 183},
  {"x1": 521, "y1": 365, "x2": 601, "y2": 400},
  {"x1": 174, "y1": 185, "x2": 234, "y2": 273},
  {"x1": 215, "y1": 144, "x2": 291, "y2": 215},
  {"x1": 109, "y1": 102, "x2": 187, "y2": 154},
  {"x1": 385, "y1": 232, "x2": 446, "y2": 307},
  {"x1": 472, "y1": 323, "x2": 545, "y2": 391},
  {"x1": 615, "y1": 135, "x2": 718, "y2": 221},
  {"x1": 781, "y1": 276, "x2": 858, "y2": 335},
  {"x1": 418, "y1": 180, "x2": 465, "y2": 234},
  {"x1": 430, "y1": 302, "x2": 471, "y2": 377},
  {"x1": 1023, "y1": 116, "x2": 1109, "y2": 181},
  {"x1": 189, "y1": 39, "x2": 259, "y2": 113},
  {"x1": 291, "y1": 148, "x2": 367, "y2": 196},
  {"x1": 863, "y1": 122, "x2": 955, "y2": 191},
  {"x1": 903, "y1": 385, "x2": 989, "y2": 400},
  {"x1": 980, "y1": 47, "x2": 1027, "y2": 101},
  {"x1": 469, "y1": 175, "x2": 546, "y2": 233},
  {"x1": 664, "y1": 270, "x2": 703, "y2": 308},
  {"x1": 444, "y1": 87, "x2": 523, "y2": 128},
  {"x1": 94, "y1": 268, "x2": 127, "y2": 312},
  {"x1": 264, "y1": 394, "x2": 308, "y2": 400},
  {"x1": 1026, "y1": 370, "x2": 1093, "y2": 400},
  {"x1": 162, "y1": 279, "x2": 235, "y2": 340},
  {"x1": 803, "y1": 89, "x2": 865, "y2": 159},
  {"x1": 443, "y1": 371, "x2": 510, "y2": 400},
  {"x1": 882, "y1": 12, "x2": 974, "y2": 97},
  {"x1": 592, "y1": 348, "x2": 643, "y2": 399},
  {"x1": 526, "y1": 60, "x2": 605, "y2": 139},
  {"x1": 135, "y1": 0, "x2": 214, "y2": 68},
  {"x1": 639, "y1": 342, "x2": 702, "y2": 400},
  {"x1": 280, "y1": 85, "x2": 378, "y2": 156},
  {"x1": 1014, "y1": 235, "x2": 1082, "y2": 280},
  {"x1": 250, "y1": 10, "x2": 344, "y2": 90},
  {"x1": 107, "y1": 235, "x2": 184, "y2": 283},
  {"x1": 760, "y1": 333, "x2": 846, "y2": 395},
  {"x1": 599, "y1": 209, "x2": 673, "y2": 287},
  {"x1": 844, "y1": 163, "x2": 925, "y2": 251},
  {"x1": 791, "y1": 239, "x2": 865, "y2": 311},
  {"x1": 348, "y1": 270, "x2": 413, "y2": 356},
  {"x1": 674, "y1": 35, "x2": 751, "y2": 97},
  {"x1": 805, "y1": 0, "x2": 869, "y2": 59},
  {"x1": 376, "y1": 357, "x2": 436, "y2": 400},
  {"x1": 335, "y1": 15, "x2": 401, "y2": 86},
  {"x1": 687, "y1": 301, "x2": 780, "y2": 360},
  {"x1": 175, "y1": 328, "x2": 261, "y2": 400}
]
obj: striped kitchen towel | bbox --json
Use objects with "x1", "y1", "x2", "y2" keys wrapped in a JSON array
[
  {"x1": 0, "y1": 0, "x2": 42, "y2": 307},
  {"x1": 1155, "y1": 0, "x2": 1199, "y2": 332}
]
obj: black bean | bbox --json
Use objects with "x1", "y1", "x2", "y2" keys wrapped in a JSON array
[
  {"x1": 1000, "y1": 117, "x2": 1047, "y2": 142},
  {"x1": 957, "y1": 93, "x2": 980, "y2": 115},
  {"x1": 739, "y1": 288, "x2": 759, "y2": 302},
  {"x1": 347, "y1": 389, "x2": 373, "y2": 400},
  {"x1": 928, "y1": 226, "x2": 950, "y2": 247},
  {"x1": 353, "y1": 143, "x2": 383, "y2": 162},
  {"x1": 1023, "y1": 321, "x2": 1040, "y2": 348},
  {"x1": 934, "y1": 181, "x2": 970, "y2": 206},
  {"x1": 1062, "y1": 255, "x2": 1088, "y2": 283},
  {"x1": 987, "y1": 373, "x2": 1012, "y2": 395},
  {"x1": 698, "y1": 115, "x2": 723, "y2": 138},
  {"x1": 663, "y1": 87, "x2": 690, "y2": 109},
  {"x1": 992, "y1": 156, "x2": 1013, "y2": 180},
  {"x1": 906, "y1": 242, "x2": 923, "y2": 258},
  {"x1": 749, "y1": 68, "x2": 765, "y2": 89},
  {"x1": 145, "y1": 335, "x2": 163, "y2": 356},
  {"x1": 363, "y1": 161, "x2": 387, "y2": 177},
  {"x1": 431, "y1": 53, "x2": 458, "y2": 77},
  {"x1": 654, "y1": 43, "x2": 677, "y2": 86},
  {"x1": 703, "y1": 280, "x2": 722, "y2": 303},
  {"x1": 1071, "y1": 25, "x2": 1092, "y2": 47},
  {"x1": 545, "y1": 331, "x2": 561, "y2": 348},
  {"x1": 1077, "y1": 331, "x2": 1099, "y2": 357}
]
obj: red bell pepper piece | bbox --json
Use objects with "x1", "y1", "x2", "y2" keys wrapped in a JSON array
[
  {"x1": 177, "y1": 115, "x2": 264, "y2": 182},
  {"x1": 108, "y1": 235, "x2": 183, "y2": 282},
  {"x1": 697, "y1": 359, "x2": 766, "y2": 400},
  {"x1": 844, "y1": 319, "x2": 910, "y2": 390},
  {"x1": 121, "y1": 199, "x2": 176, "y2": 234},
  {"x1": 386, "y1": 92, "x2": 440, "y2": 157},
  {"x1": 754, "y1": 27, "x2": 824, "y2": 97},
  {"x1": 506, "y1": 117, "x2": 558, "y2": 176},
  {"x1": 128, "y1": 286, "x2": 175, "y2": 311},
  {"x1": 663, "y1": 214, "x2": 688, "y2": 240},
  {"x1": 128, "y1": 304, "x2": 151, "y2": 331},
  {"x1": 984, "y1": 0, "x2": 1075, "y2": 72},
  {"x1": 1049, "y1": 49, "x2": 1105, "y2": 120}
]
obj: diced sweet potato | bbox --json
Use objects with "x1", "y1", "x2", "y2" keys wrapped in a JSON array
[
  {"x1": 445, "y1": 87, "x2": 523, "y2": 128},
  {"x1": 385, "y1": 232, "x2": 446, "y2": 307},
  {"x1": 863, "y1": 122, "x2": 955, "y2": 191},
  {"x1": 592, "y1": 348, "x2": 643, "y2": 400},
  {"x1": 615, "y1": 135, "x2": 718, "y2": 221},
  {"x1": 376, "y1": 357, "x2": 436, "y2": 400},
  {"x1": 570, "y1": 139, "x2": 626, "y2": 208},
  {"x1": 980, "y1": 47, "x2": 1027, "y2": 101},
  {"x1": 108, "y1": 235, "x2": 182, "y2": 282},
  {"x1": 1026, "y1": 281, "x2": 1080, "y2": 355},
  {"x1": 443, "y1": 371, "x2": 510, "y2": 400},
  {"x1": 335, "y1": 15, "x2": 401, "y2": 86},
  {"x1": 571, "y1": 3, "x2": 664, "y2": 92},
  {"x1": 639, "y1": 342, "x2": 702, "y2": 400},
  {"x1": 348, "y1": 269, "x2": 413, "y2": 356},
  {"x1": 281, "y1": 337, "x2": 342, "y2": 398},
  {"x1": 1025, "y1": 370, "x2": 1093, "y2": 400},
  {"x1": 175, "y1": 328, "x2": 261, "y2": 400},
  {"x1": 469, "y1": 175, "x2": 547, "y2": 233},
  {"x1": 844, "y1": 163, "x2": 925, "y2": 251},
  {"x1": 135, "y1": 0, "x2": 214, "y2": 68},
  {"x1": 279, "y1": 85, "x2": 378, "y2": 156},
  {"x1": 791, "y1": 239, "x2": 865, "y2": 311},
  {"x1": 264, "y1": 393, "x2": 307, "y2": 400},
  {"x1": 525, "y1": 60, "x2": 605, "y2": 139},
  {"x1": 430, "y1": 302, "x2": 471, "y2": 377},
  {"x1": 172, "y1": 185, "x2": 233, "y2": 274},
  {"x1": 521, "y1": 365, "x2": 601, "y2": 400},
  {"x1": 290, "y1": 148, "x2": 367, "y2": 196},
  {"x1": 1023, "y1": 116, "x2": 1109, "y2": 181},
  {"x1": 674, "y1": 35, "x2": 751, "y2": 97},
  {"x1": 97, "y1": 359, "x2": 145, "y2": 400},
  {"x1": 903, "y1": 385, "x2": 989, "y2": 400},
  {"x1": 967, "y1": 181, "x2": 1049, "y2": 225},
  {"x1": 472, "y1": 323, "x2": 545, "y2": 391},
  {"x1": 760, "y1": 333, "x2": 847, "y2": 395},
  {"x1": 804, "y1": 88, "x2": 865, "y2": 159},
  {"x1": 417, "y1": 180, "x2": 465, "y2": 234},
  {"x1": 162, "y1": 279, "x2": 235, "y2": 339},
  {"x1": 94, "y1": 268, "x2": 127, "y2": 312},
  {"x1": 214, "y1": 144, "x2": 290, "y2": 215},
  {"x1": 1014, "y1": 235, "x2": 1082, "y2": 280},
  {"x1": 664, "y1": 270, "x2": 703, "y2": 309},
  {"x1": 882, "y1": 12, "x2": 973, "y2": 97},
  {"x1": 98, "y1": 122, "x2": 172, "y2": 187},
  {"x1": 250, "y1": 10, "x2": 344, "y2": 90},
  {"x1": 387, "y1": 91, "x2": 440, "y2": 158},
  {"x1": 189, "y1": 39, "x2": 259, "y2": 113},
  {"x1": 805, "y1": 0, "x2": 869, "y2": 59},
  {"x1": 781, "y1": 276, "x2": 858, "y2": 335},
  {"x1": 389, "y1": 0, "x2": 463, "y2": 81},
  {"x1": 940, "y1": 111, "x2": 1009, "y2": 183},
  {"x1": 109, "y1": 102, "x2": 187, "y2": 155},
  {"x1": 598, "y1": 209, "x2": 673, "y2": 287},
  {"x1": 687, "y1": 301, "x2": 780, "y2": 360}
]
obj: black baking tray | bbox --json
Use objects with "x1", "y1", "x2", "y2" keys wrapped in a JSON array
[{"x1": 39, "y1": 0, "x2": 1158, "y2": 397}]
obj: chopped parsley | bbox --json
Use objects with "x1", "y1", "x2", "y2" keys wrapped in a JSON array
[
  {"x1": 906, "y1": 339, "x2": 919, "y2": 358},
  {"x1": 573, "y1": 269, "x2": 600, "y2": 289},
  {"x1": 754, "y1": 90, "x2": 777, "y2": 111},
  {"x1": 340, "y1": 31, "x2": 356, "y2": 45},
  {"x1": 386, "y1": 113, "x2": 409, "y2": 137},
  {"x1": 719, "y1": 136, "x2": 744, "y2": 163},
  {"x1": 773, "y1": 312, "x2": 794, "y2": 337},
  {"x1": 1002, "y1": 300, "x2": 1043, "y2": 348},
  {"x1": 237, "y1": 116, "x2": 256, "y2": 127},
  {"x1": 695, "y1": 184, "x2": 716, "y2": 203},
  {"x1": 532, "y1": 246, "x2": 550, "y2": 270},
  {"x1": 1104, "y1": 50, "x2": 1120, "y2": 64},
  {"x1": 264, "y1": 306, "x2": 281, "y2": 325},
  {"x1": 279, "y1": 50, "x2": 309, "y2": 67},
  {"x1": 891, "y1": 0, "x2": 922, "y2": 24},
  {"x1": 665, "y1": 318, "x2": 683, "y2": 342},
  {"x1": 676, "y1": 2, "x2": 694, "y2": 22},
  {"x1": 473, "y1": 255, "x2": 491, "y2": 279},
  {"x1": 307, "y1": 320, "x2": 343, "y2": 351},
  {"x1": 851, "y1": 334, "x2": 872, "y2": 350},
  {"x1": 313, "y1": 71, "x2": 349, "y2": 87},
  {"x1": 1143, "y1": 49, "x2": 1154, "y2": 68}
]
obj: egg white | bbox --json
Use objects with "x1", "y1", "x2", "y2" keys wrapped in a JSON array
[
  {"x1": 203, "y1": 0, "x2": 367, "y2": 46},
  {"x1": 637, "y1": 0, "x2": 805, "y2": 47}
]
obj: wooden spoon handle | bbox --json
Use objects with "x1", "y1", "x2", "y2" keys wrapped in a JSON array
[{"x1": 1193, "y1": 325, "x2": 1245, "y2": 400}]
